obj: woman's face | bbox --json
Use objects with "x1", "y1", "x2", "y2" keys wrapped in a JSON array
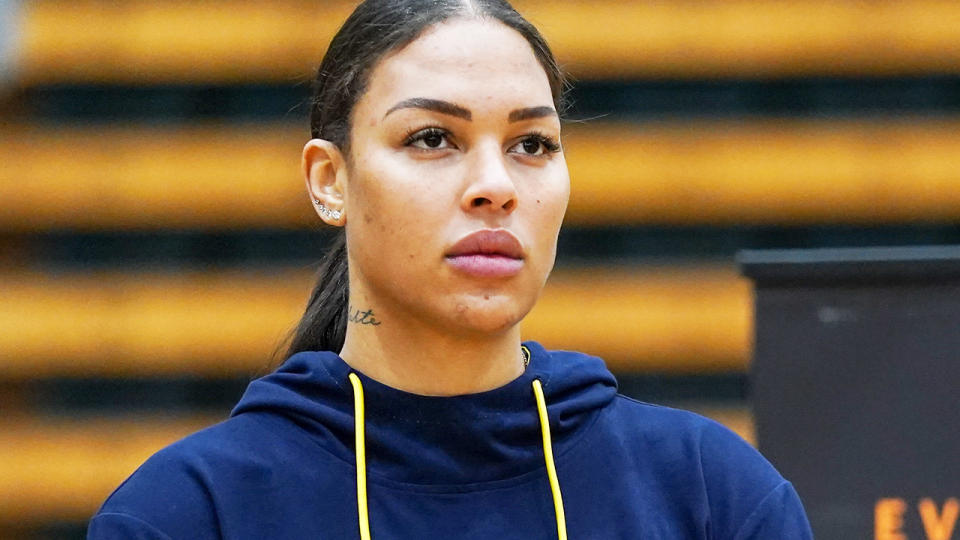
[{"x1": 341, "y1": 18, "x2": 569, "y2": 335}]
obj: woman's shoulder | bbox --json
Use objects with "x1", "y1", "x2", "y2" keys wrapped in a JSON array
[
  {"x1": 606, "y1": 394, "x2": 776, "y2": 479},
  {"x1": 608, "y1": 394, "x2": 747, "y2": 437},
  {"x1": 89, "y1": 419, "x2": 235, "y2": 539},
  {"x1": 126, "y1": 411, "x2": 288, "y2": 471},
  {"x1": 599, "y1": 395, "x2": 812, "y2": 538},
  {"x1": 89, "y1": 413, "x2": 303, "y2": 539}
]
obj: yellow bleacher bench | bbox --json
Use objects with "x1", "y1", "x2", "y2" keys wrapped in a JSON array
[
  {"x1": 0, "y1": 407, "x2": 753, "y2": 524},
  {"x1": 16, "y1": 0, "x2": 960, "y2": 84},
  {"x1": 4, "y1": 120, "x2": 960, "y2": 230},
  {"x1": 0, "y1": 266, "x2": 750, "y2": 378}
]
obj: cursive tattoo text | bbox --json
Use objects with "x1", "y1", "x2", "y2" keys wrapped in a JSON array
[{"x1": 348, "y1": 306, "x2": 382, "y2": 326}]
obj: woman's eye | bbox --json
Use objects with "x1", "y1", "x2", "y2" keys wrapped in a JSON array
[
  {"x1": 510, "y1": 135, "x2": 560, "y2": 157},
  {"x1": 522, "y1": 139, "x2": 542, "y2": 154},
  {"x1": 406, "y1": 128, "x2": 453, "y2": 150}
]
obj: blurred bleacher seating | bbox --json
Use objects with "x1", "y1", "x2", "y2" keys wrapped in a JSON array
[{"x1": 3, "y1": 0, "x2": 960, "y2": 536}]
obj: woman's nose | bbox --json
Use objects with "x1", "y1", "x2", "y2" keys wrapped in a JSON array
[{"x1": 461, "y1": 146, "x2": 518, "y2": 214}]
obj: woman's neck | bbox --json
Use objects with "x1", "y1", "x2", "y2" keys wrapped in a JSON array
[{"x1": 338, "y1": 306, "x2": 525, "y2": 396}]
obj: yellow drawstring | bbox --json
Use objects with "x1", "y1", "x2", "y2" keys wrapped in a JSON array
[
  {"x1": 347, "y1": 372, "x2": 567, "y2": 540},
  {"x1": 532, "y1": 379, "x2": 568, "y2": 540},
  {"x1": 348, "y1": 373, "x2": 372, "y2": 540}
]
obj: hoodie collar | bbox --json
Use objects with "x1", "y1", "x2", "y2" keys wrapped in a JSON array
[{"x1": 232, "y1": 341, "x2": 617, "y2": 486}]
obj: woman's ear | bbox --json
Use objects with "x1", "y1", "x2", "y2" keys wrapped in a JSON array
[{"x1": 302, "y1": 139, "x2": 348, "y2": 226}]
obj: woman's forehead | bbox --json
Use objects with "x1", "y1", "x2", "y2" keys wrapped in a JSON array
[{"x1": 359, "y1": 19, "x2": 554, "y2": 117}]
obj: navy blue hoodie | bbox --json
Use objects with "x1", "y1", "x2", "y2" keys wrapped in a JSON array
[{"x1": 89, "y1": 341, "x2": 812, "y2": 539}]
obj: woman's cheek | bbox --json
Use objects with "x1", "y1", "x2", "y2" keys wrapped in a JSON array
[{"x1": 535, "y1": 182, "x2": 568, "y2": 228}]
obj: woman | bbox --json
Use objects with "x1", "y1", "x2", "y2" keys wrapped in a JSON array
[{"x1": 89, "y1": 0, "x2": 812, "y2": 538}]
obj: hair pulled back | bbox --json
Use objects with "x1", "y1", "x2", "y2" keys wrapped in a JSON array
[{"x1": 285, "y1": 0, "x2": 568, "y2": 357}]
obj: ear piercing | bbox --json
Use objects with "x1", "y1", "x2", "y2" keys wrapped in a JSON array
[{"x1": 313, "y1": 199, "x2": 342, "y2": 220}]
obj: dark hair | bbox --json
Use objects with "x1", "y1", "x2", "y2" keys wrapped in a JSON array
[{"x1": 285, "y1": 0, "x2": 568, "y2": 357}]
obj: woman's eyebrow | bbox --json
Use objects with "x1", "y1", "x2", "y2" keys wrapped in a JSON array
[
  {"x1": 383, "y1": 99, "x2": 557, "y2": 124},
  {"x1": 384, "y1": 98, "x2": 472, "y2": 120},
  {"x1": 508, "y1": 106, "x2": 557, "y2": 123}
]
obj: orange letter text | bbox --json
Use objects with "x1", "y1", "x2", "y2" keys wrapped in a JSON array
[
  {"x1": 918, "y1": 498, "x2": 959, "y2": 540},
  {"x1": 876, "y1": 498, "x2": 907, "y2": 540}
]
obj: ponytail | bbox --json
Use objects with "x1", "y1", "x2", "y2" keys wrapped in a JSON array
[{"x1": 285, "y1": 232, "x2": 349, "y2": 356}]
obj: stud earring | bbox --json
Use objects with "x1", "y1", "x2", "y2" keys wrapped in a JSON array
[{"x1": 313, "y1": 200, "x2": 342, "y2": 220}]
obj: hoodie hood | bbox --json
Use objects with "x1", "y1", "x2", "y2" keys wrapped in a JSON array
[{"x1": 232, "y1": 340, "x2": 617, "y2": 487}]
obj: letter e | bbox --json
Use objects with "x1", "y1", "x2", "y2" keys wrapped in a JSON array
[{"x1": 876, "y1": 498, "x2": 907, "y2": 540}]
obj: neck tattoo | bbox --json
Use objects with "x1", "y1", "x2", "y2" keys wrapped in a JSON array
[{"x1": 348, "y1": 306, "x2": 382, "y2": 326}]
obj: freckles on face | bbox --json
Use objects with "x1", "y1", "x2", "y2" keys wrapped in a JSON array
[{"x1": 342, "y1": 18, "x2": 569, "y2": 330}]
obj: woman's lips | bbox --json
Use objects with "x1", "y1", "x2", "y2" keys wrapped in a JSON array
[
  {"x1": 445, "y1": 254, "x2": 524, "y2": 278},
  {"x1": 445, "y1": 229, "x2": 525, "y2": 278}
]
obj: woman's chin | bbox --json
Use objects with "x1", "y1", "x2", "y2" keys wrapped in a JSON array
[{"x1": 444, "y1": 294, "x2": 530, "y2": 335}]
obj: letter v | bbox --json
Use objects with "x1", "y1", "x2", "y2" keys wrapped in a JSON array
[{"x1": 919, "y1": 498, "x2": 959, "y2": 540}]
